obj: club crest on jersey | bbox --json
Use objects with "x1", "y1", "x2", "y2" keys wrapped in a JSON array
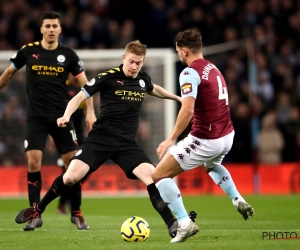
[
  {"x1": 57, "y1": 55, "x2": 65, "y2": 63},
  {"x1": 139, "y1": 79, "x2": 145, "y2": 88},
  {"x1": 181, "y1": 83, "x2": 193, "y2": 95},
  {"x1": 87, "y1": 78, "x2": 95, "y2": 86}
]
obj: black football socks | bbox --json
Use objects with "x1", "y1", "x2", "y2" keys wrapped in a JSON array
[
  {"x1": 58, "y1": 168, "x2": 69, "y2": 207},
  {"x1": 27, "y1": 171, "x2": 42, "y2": 206},
  {"x1": 147, "y1": 183, "x2": 174, "y2": 225},
  {"x1": 38, "y1": 175, "x2": 69, "y2": 211},
  {"x1": 70, "y1": 182, "x2": 82, "y2": 216}
]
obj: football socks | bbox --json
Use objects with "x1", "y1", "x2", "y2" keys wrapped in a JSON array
[
  {"x1": 58, "y1": 167, "x2": 69, "y2": 207},
  {"x1": 155, "y1": 178, "x2": 189, "y2": 222},
  {"x1": 147, "y1": 183, "x2": 174, "y2": 225},
  {"x1": 27, "y1": 171, "x2": 42, "y2": 206},
  {"x1": 70, "y1": 182, "x2": 82, "y2": 215},
  {"x1": 38, "y1": 175, "x2": 69, "y2": 211},
  {"x1": 208, "y1": 165, "x2": 241, "y2": 200}
]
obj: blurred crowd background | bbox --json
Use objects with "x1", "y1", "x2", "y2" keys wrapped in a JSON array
[{"x1": 0, "y1": 0, "x2": 300, "y2": 166}]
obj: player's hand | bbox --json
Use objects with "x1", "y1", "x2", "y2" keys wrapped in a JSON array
[
  {"x1": 157, "y1": 139, "x2": 173, "y2": 160},
  {"x1": 85, "y1": 112, "x2": 96, "y2": 131},
  {"x1": 57, "y1": 117, "x2": 70, "y2": 127}
]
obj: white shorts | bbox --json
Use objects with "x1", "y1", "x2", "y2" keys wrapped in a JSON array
[{"x1": 170, "y1": 130, "x2": 234, "y2": 171}]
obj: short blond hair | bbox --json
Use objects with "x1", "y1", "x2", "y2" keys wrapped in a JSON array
[{"x1": 125, "y1": 40, "x2": 147, "y2": 57}]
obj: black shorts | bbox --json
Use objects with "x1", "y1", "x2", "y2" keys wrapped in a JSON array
[
  {"x1": 25, "y1": 117, "x2": 78, "y2": 154},
  {"x1": 71, "y1": 131, "x2": 153, "y2": 179}
]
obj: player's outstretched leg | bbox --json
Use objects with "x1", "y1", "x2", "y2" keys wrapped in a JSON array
[{"x1": 207, "y1": 165, "x2": 255, "y2": 220}]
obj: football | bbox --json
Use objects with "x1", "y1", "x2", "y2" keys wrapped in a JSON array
[{"x1": 120, "y1": 216, "x2": 150, "y2": 242}]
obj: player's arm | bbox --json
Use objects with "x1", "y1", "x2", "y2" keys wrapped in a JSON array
[
  {"x1": 157, "y1": 96, "x2": 194, "y2": 159},
  {"x1": 0, "y1": 65, "x2": 18, "y2": 90},
  {"x1": 76, "y1": 73, "x2": 96, "y2": 131},
  {"x1": 57, "y1": 91, "x2": 88, "y2": 127},
  {"x1": 148, "y1": 84, "x2": 181, "y2": 102},
  {"x1": 157, "y1": 68, "x2": 199, "y2": 159}
]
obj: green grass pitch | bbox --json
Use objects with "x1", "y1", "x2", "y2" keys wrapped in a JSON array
[{"x1": 0, "y1": 195, "x2": 299, "y2": 250}]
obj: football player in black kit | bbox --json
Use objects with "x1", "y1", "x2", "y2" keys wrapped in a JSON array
[
  {"x1": 0, "y1": 11, "x2": 96, "y2": 231},
  {"x1": 15, "y1": 40, "x2": 197, "y2": 237}
]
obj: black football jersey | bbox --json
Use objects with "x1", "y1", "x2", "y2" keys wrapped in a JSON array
[
  {"x1": 82, "y1": 65, "x2": 154, "y2": 142},
  {"x1": 9, "y1": 41, "x2": 84, "y2": 119}
]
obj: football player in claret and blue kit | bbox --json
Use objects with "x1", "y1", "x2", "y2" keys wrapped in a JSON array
[{"x1": 152, "y1": 29, "x2": 255, "y2": 243}]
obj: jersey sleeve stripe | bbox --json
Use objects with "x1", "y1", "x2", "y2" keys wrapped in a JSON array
[
  {"x1": 74, "y1": 71, "x2": 85, "y2": 78},
  {"x1": 81, "y1": 87, "x2": 91, "y2": 98},
  {"x1": 10, "y1": 62, "x2": 18, "y2": 70}
]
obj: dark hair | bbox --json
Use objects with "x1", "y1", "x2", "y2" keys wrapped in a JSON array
[
  {"x1": 175, "y1": 29, "x2": 202, "y2": 53},
  {"x1": 40, "y1": 11, "x2": 61, "y2": 27}
]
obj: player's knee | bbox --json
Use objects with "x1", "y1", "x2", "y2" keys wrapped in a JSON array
[
  {"x1": 133, "y1": 163, "x2": 154, "y2": 180},
  {"x1": 27, "y1": 158, "x2": 41, "y2": 172},
  {"x1": 63, "y1": 175, "x2": 77, "y2": 186}
]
